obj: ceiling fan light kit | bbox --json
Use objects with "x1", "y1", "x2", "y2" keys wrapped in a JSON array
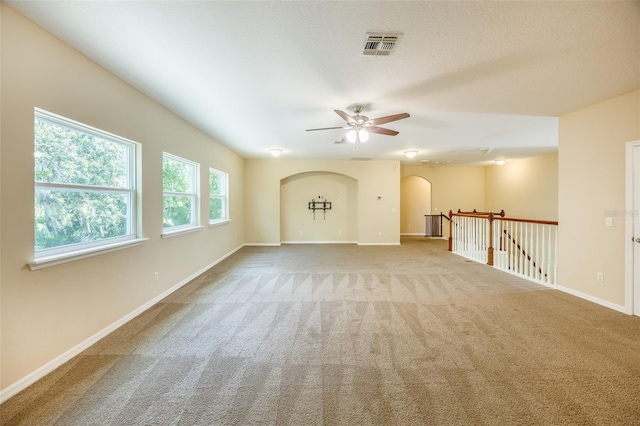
[
  {"x1": 306, "y1": 104, "x2": 409, "y2": 151},
  {"x1": 346, "y1": 129, "x2": 369, "y2": 143}
]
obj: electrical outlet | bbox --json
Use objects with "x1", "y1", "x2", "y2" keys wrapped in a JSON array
[
  {"x1": 596, "y1": 272, "x2": 604, "y2": 283},
  {"x1": 154, "y1": 271, "x2": 159, "y2": 281},
  {"x1": 605, "y1": 217, "x2": 613, "y2": 227}
]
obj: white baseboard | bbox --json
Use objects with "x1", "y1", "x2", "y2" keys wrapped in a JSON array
[
  {"x1": 0, "y1": 244, "x2": 244, "y2": 404},
  {"x1": 400, "y1": 233, "x2": 447, "y2": 239},
  {"x1": 280, "y1": 240, "x2": 357, "y2": 244},
  {"x1": 557, "y1": 285, "x2": 628, "y2": 314},
  {"x1": 248, "y1": 241, "x2": 401, "y2": 246}
]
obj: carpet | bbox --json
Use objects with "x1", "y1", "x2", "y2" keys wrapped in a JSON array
[{"x1": 2, "y1": 237, "x2": 640, "y2": 425}]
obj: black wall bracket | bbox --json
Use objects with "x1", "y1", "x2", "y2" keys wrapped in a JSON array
[{"x1": 308, "y1": 198, "x2": 332, "y2": 220}]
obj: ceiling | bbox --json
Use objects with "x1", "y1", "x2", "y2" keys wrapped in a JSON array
[{"x1": 6, "y1": 1, "x2": 640, "y2": 166}]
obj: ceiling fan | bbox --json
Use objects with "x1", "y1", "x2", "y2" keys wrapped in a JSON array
[{"x1": 306, "y1": 105, "x2": 410, "y2": 148}]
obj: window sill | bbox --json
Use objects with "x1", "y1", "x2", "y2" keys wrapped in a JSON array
[
  {"x1": 209, "y1": 219, "x2": 231, "y2": 228},
  {"x1": 27, "y1": 238, "x2": 149, "y2": 271},
  {"x1": 161, "y1": 225, "x2": 204, "y2": 239}
]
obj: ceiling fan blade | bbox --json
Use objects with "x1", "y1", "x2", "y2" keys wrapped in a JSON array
[
  {"x1": 368, "y1": 112, "x2": 410, "y2": 126},
  {"x1": 334, "y1": 110, "x2": 356, "y2": 125},
  {"x1": 368, "y1": 126, "x2": 399, "y2": 136},
  {"x1": 306, "y1": 126, "x2": 347, "y2": 131}
]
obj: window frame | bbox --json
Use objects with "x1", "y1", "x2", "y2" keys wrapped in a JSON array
[
  {"x1": 162, "y1": 152, "x2": 201, "y2": 236},
  {"x1": 33, "y1": 108, "x2": 141, "y2": 262},
  {"x1": 208, "y1": 167, "x2": 229, "y2": 225}
]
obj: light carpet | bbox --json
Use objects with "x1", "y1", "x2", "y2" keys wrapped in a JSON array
[{"x1": 2, "y1": 237, "x2": 640, "y2": 425}]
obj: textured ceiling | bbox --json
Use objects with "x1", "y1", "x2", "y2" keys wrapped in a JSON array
[{"x1": 6, "y1": 1, "x2": 640, "y2": 165}]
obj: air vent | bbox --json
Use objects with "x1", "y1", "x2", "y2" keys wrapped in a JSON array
[
  {"x1": 350, "y1": 157, "x2": 373, "y2": 161},
  {"x1": 362, "y1": 32, "x2": 402, "y2": 56}
]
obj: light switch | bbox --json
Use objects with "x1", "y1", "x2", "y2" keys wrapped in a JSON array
[{"x1": 605, "y1": 217, "x2": 613, "y2": 227}]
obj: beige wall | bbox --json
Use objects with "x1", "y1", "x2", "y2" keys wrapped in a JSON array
[
  {"x1": 2, "y1": 0, "x2": 636, "y2": 402},
  {"x1": 558, "y1": 90, "x2": 640, "y2": 308},
  {"x1": 0, "y1": 6, "x2": 244, "y2": 392},
  {"x1": 245, "y1": 159, "x2": 400, "y2": 245},
  {"x1": 281, "y1": 172, "x2": 358, "y2": 242},
  {"x1": 400, "y1": 176, "x2": 431, "y2": 235},
  {"x1": 485, "y1": 152, "x2": 558, "y2": 221},
  {"x1": 400, "y1": 166, "x2": 485, "y2": 238}
]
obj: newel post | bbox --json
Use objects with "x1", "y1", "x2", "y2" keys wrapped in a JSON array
[
  {"x1": 448, "y1": 210, "x2": 453, "y2": 251},
  {"x1": 487, "y1": 213, "x2": 494, "y2": 266}
]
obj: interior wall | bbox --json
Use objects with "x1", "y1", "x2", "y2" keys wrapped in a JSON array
[
  {"x1": 0, "y1": 5, "x2": 245, "y2": 393},
  {"x1": 558, "y1": 90, "x2": 640, "y2": 309},
  {"x1": 400, "y1": 176, "x2": 431, "y2": 235},
  {"x1": 400, "y1": 166, "x2": 485, "y2": 238},
  {"x1": 245, "y1": 159, "x2": 400, "y2": 245},
  {"x1": 484, "y1": 152, "x2": 558, "y2": 221},
  {"x1": 280, "y1": 172, "x2": 357, "y2": 242}
]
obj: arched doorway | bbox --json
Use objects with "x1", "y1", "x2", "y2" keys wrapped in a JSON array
[{"x1": 400, "y1": 175, "x2": 432, "y2": 235}]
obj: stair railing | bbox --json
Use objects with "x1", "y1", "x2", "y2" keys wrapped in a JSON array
[
  {"x1": 424, "y1": 212, "x2": 450, "y2": 237},
  {"x1": 449, "y1": 210, "x2": 558, "y2": 287}
]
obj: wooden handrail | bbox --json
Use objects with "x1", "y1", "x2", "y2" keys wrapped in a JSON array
[
  {"x1": 450, "y1": 210, "x2": 557, "y2": 226},
  {"x1": 449, "y1": 210, "x2": 503, "y2": 262},
  {"x1": 449, "y1": 208, "x2": 558, "y2": 285},
  {"x1": 423, "y1": 213, "x2": 451, "y2": 221},
  {"x1": 494, "y1": 217, "x2": 558, "y2": 226},
  {"x1": 502, "y1": 229, "x2": 548, "y2": 278},
  {"x1": 440, "y1": 212, "x2": 451, "y2": 221},
  {"x1": 454, "y1": 209, "x2": 505, "y2": 217}
]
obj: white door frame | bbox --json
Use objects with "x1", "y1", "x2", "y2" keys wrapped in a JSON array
[{"x1": 625, "y1": 140, "x2": 640, "y2": 316}]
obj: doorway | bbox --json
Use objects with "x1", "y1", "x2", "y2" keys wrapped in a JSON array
[
  {"x1": 626, "y1": 141, "x2": 640, "y2": 316},
  {"x1": 400, "y1": 176, "x2": 432, "y2": 235}
]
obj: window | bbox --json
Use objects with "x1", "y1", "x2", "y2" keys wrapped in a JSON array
[
  {"x1": 209, "y1": 168, "x2": 229, "y2": 224},
  {"x1": 34, "y1": 109, "x2": 138, "y2": 258},
  {"x1": 163, "y1": 153, "x2": 199, "y2": 233}
]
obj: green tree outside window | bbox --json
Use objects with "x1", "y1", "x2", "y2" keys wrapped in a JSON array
[{"x1": 34, "y1": 113, "x2": 135, "y2": 253}]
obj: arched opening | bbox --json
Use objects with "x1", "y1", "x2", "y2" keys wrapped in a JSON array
[
  {"x1": 280, "y1": 171, "x2": 358, "y2": 243},
  {"x1": 400, "y1": 175, "x2": 432, "y2": 235}
]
